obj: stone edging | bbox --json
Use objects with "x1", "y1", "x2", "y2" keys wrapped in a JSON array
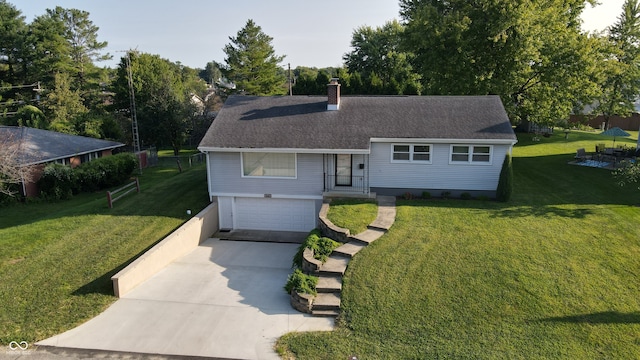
[
  {"x1": 290, "y1": 289, "x2": 313, "y2": 314},
  {"x1": 317, "y1": 202, "x2": 351, "y2": 243}
]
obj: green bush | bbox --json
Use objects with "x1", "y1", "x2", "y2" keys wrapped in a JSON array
[
  {"x1": 284, "y1": 269, "x2": 318, "y2": 295},
  {"x1": 441, "y1": 191, "x2": 451, "y2": 199},
  {"x1": 38, "y1": 164, "x2": 77, "y2": 200},
  {"x1": 37, "y1": 153, "x2": 138, "y2": 200},
  {"x1": 460, "y1": 192, "x2": 472, "y2": 200},
  {"x1": 496, "y1": 153, "x2": 513, "y2": 202},
  {"x1": 76, "y1": 153, "x2": 137, "y2": 191},
  {"x1": 421, "y1": 191, "x2": 431, "y2": 199},
  {"x1": 292, "y1": 229, "x2": 341, "y2": 267}
]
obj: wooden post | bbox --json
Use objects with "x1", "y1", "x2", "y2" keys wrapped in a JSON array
[{"x1": 107, "y1": 191, "x2": 113, "y2": 208}]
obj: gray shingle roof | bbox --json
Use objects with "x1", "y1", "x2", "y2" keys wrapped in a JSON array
[
  {"x1": 198, "y1": 95, "x2": 516, "y2": 151},
  {"x1": 0, "y1": 126, "x2": 125, "y2": 165}
]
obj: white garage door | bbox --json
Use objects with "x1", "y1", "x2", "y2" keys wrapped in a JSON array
[{"x1": 235, "y1": 197, "x2": 317, "y2": 232}]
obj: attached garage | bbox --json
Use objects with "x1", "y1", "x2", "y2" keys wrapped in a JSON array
[{"x1": 219, "y1": 197, "x2": 318, "y2": 232}]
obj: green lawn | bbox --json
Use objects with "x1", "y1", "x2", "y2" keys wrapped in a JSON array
[
  {"x1": 277, "y1": 130, "x2": 640, "y2": 359},
  {"x1": 0, "y1": 163, "x2": 210, "y2": 345},
  {"x1": 327, "y1": 198, "x2": 378, "y2": 235}
]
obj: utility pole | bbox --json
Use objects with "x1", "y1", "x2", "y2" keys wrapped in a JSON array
[
  {"x1": 124, "y1": 51, "x2": 142, "y2": 174},
  {"x1": 288, "y1": 63, "x2": 292, "y2": 96}
]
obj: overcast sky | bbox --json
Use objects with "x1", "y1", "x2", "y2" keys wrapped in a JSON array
[{"x1": 13, "y1": 0, "x2": 627, "y2": 70}]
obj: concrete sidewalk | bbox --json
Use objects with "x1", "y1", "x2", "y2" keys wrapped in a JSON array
[{"x1": 36, "y1": 239, "x2": 334, "y2": 360}]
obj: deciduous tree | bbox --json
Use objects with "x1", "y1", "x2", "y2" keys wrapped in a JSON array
[
  {"x1": 400, "y1": 0, "x2": 599, "y2": 125},
  {"x1": 593, "y1": 0, "x2": 640, "y2": 129},
  {"x1": 344, "y1": 20, "x2": 421, "y2": 95}
]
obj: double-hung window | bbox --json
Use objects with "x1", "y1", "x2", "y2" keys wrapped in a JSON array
[
  {"x1": 450, "y1": 145, "x2": 492, "y2": 164},
  {"x1": 242, "y1": 152, "x2": 296, "y2": 178},
  {"x1": 392, "y1": 144, "x2": 431, "y2": 163}
]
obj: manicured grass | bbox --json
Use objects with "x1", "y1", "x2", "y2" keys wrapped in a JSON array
[
  {"x1": 326, "y1": 199, "x2": 378, "y2": 235},
  {"x1": 277, "y1": 130, "x2": 640, "y2": 359},
  {"x1": 0, "y1": 164, "x2": 210, "y2": 345}
]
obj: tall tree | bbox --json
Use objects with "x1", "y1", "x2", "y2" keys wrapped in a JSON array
[
  {"x1": 344, "y1": 20, "x2": 421, "y2": 95},
  {"x1": 42, "y1": 71, "x2": 88, "y2": 134},
  {"x1": 593, "y1": 0, "x2": 640, "y2": 129},
  {"x1": 223, "y1": 19, "x2": 286, "y2": 95},
  {"x1": 0, "y1": 1, "x2": 27, "y2": 89},
  {"x1": 112, "y1": 52, "x2": 202, "y2": 154},
  {"x1": 400, "y1": 0, "x2": 599, "y2": 126}
]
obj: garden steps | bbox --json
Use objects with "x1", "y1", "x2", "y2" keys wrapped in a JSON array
[
  {"x1": 351, "y1": 229, "x2": 386, "y2": 245},
  {"x1": 316, "y1": 275, "x2": 342, "y2": 293},
  {"x1": 313, "y1": 292, "x2": 341, "y2": 312},
  {"x1": 310, "y1": 195, "x2": 397, "y2": 317},
  {"x1": 319, "y1": 255, "x2": 350, "y2": 275},
  {"x1": 333, "y1": 241, "x2": 367, "y2": 258}
]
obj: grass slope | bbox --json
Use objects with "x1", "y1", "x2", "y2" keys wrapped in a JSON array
[
  {"x1": 277, "y1": 131, "x2": 640, "y2": 359},
  {"x1": 0, "y1": 164, "x2": 210, "y2": 345}
]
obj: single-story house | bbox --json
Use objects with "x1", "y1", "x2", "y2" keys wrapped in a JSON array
[
  {"x1": 0, "y1": 126, "x2": 125, "y2": 197},
  {"x1": 198, "y1": 80, "x2": 517, "y2": 232}
]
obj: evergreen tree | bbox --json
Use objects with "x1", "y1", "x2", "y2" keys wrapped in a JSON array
[{"x1": 223, "y1": 19, "x2": 286, "y2": 95}]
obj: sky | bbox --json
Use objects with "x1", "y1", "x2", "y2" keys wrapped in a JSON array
[{"x1": 12, "y1": 0, "x2": 627, "y2": 70}]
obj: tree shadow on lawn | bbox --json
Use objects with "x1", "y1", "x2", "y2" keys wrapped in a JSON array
[{"x1": 536, "y1": 311, "x2": 640, "y2": 324}]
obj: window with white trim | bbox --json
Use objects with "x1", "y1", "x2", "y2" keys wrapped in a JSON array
[
  {"x1": 392, "y1": 144, "x2": 431, "y2": 163},
  {"x1": 242, "y1": 152, "x2": 296, "y2": 178},
  {"x1": 450, "y1": 145, "x2": 492, "y2": 164}
]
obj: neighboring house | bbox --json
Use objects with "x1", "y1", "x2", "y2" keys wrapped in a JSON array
[
  {"x1": 0, "y1": 126, "x2": 125, "y2": 197},
  {"x1": 198, "y1": 80, "x2": 517, "y2": 232}
]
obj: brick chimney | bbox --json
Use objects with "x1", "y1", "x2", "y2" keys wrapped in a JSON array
[{"x1": 327, "y1": 78, "x2": 340, "y2": 111}]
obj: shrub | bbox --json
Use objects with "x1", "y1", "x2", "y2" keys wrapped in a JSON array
[
  {"x1": 421, "y1": 191, "x2": 431, "y2": 199},
  {"x1": 76, "y1": 153, "x2": 137, "y2": 191},
  {"x1": 496, "y1": 154, "x2": 513, "y2": 202},
  {"x1": 441, "y1": 191, "x2": 451, "y2": 199},
  {"x1": 38, "y1": 164, "x2": 77, "y2": 200},
  {"x1": 476, "y1": 195, "x2": 490, "y2": 201},
  {"x1": 403, "y1": 192, "x2": 413, "y2": 200},
  {"x1": 460, "y1": 192, "x2": 472, "y2": 200},
  {"x1": 284, "y1": 269, "x2": 318, "y2": 295},
  {"x1": 292, "y1": 229, "x2": 341, "y2": 267}
]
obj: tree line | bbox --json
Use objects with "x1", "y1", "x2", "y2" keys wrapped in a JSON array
[{"x1": 2, "y1": 0, "x2": 640, "y2": 153}]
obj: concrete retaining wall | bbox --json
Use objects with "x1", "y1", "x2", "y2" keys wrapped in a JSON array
[{"x1": 111, "y1": 202, "x2": 219, "y2": 297}]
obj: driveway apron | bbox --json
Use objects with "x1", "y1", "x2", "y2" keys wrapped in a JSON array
[{"x1": 37, "y1": 238, "x2": 334, "y2": 360}]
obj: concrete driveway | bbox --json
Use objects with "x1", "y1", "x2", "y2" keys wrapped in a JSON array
[{"x1": 37, "y1": 238, "x2": 334, "y2": 360}]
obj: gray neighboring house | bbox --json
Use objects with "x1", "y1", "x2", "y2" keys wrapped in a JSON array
[
  {"x1": 0, "y1": 126, "x2": 125, "y2": 197},
  {"x1": 198, "y1": 80, "x2": 517, "y2": 232}
]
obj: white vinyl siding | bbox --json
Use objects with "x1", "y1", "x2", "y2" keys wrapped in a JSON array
[
  {"x1": 370, "y1": 142, "x2": 509, "y2": 191},
  {"x1": 391, "y1": 144, "x2": 432, "y2": 163},
  {"x1": 449, "y1": 145, "x2": 493, "y2": 165}
]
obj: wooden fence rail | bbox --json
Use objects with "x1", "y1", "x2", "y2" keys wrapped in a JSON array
[{"x1": 107, "y1": 178, "x2": 140, "y2": 208}]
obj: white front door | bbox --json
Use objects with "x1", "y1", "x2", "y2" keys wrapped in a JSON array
[{"x1": 218, "y1": 197, "x2": 234, "y2": 230}]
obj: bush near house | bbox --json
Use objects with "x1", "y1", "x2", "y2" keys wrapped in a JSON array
[
  {"x1": 38, "y1": 153, "x2": 137, "y2": 200},
  {"x1": 292, "y1": 229, "x2": 341, "y2": 268}
]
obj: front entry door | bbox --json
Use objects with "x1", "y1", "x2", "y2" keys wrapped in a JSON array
[{"x1": 335, "y1": 154, "x2": 352, "y2": 186}]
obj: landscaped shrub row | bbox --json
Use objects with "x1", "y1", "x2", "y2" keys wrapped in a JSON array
[{"x1": 38, "y1": 153, "x2": 138, "y2": 200}]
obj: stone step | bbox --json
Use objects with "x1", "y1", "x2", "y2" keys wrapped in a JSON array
[
  {"x1": 312, "y1": 309, "x2": 340, "y2": 317},
  {"x1": 351, "y1": 229, "x2": 386, "y2": 245},
  {"x1": 316, "y1": 275, "x2": 342, "y2": 293},
  {"x1": 319, "y1": 255, "x2": 350, "y2": 275},
  {"x1": 333, "y1": 241, "x2": 366, "y2": 258},
  {"x1": 313, "y1": 292, "x2": 341, "y2": 311}
]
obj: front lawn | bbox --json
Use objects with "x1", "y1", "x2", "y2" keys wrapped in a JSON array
[
  {"x1": 326, "y1": 198, "x2": 378, "y2": 235},
  {"x1": 0, "y1": 163, "x2": 210, "y2": 345},
  {"x1": 277, "y1": 130, "x2": 640, "y2": 359}
]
